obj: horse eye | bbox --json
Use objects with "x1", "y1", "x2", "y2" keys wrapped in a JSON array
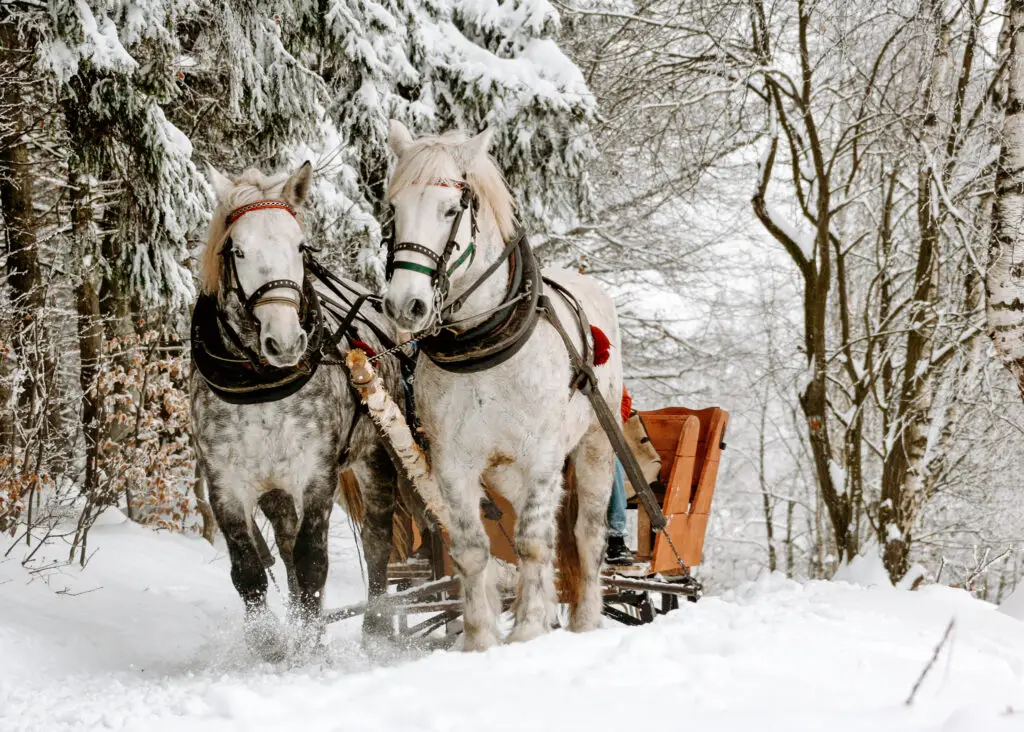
[
  {"x1": 233, "y1": 249, "x2": 245, "y2": 259},
  {"x1": 443, "y1": 207, "x2": 459, "y2": 219}
]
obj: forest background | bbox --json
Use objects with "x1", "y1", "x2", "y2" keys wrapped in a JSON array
[{"x1": 3, "y1": 0, "x2": 1024, "y2": 600}]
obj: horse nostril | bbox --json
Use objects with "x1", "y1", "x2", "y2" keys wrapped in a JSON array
[
  {"x1": 264, "y1": 336, "x2": 282, "y2": 358},
  {"x1": 384, "y1": 298, "x2": 399, "y2": 321},
  {"x1": 295, "y1": 332, "x2": 307, "y2": 354},
  {"x1": 408, "y1": 298, "x2": 427, "y2": 320}
]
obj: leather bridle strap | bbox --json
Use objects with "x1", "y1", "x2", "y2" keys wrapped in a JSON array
[
  {"x1": 243, "y1": 278, "x2": 302, "y2": 313},
  {"x1": 221, "y1": 199, "x2": 303, "y2": 313},
  {"x1": 441, "y1": 230, "x2": 524, "y2": 321},
  {"x1": 390, "y1": 185, "x2": 477, "y2": 285},
  {"x1": 226, "y1": 199, "x2": 296, "y2": 224}
]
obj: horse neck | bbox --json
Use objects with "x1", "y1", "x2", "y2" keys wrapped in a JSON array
[{"x1": 445, "y1": 225, "x2": 509, "y2": 329}]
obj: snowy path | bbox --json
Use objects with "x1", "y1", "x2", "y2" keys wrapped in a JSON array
[{"x1": 2, "y1": 510, "x2": 1023, "y2": 732}]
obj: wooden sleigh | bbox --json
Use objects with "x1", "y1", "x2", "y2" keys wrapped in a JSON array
[{"x1": 325, "y1": 405, "x2": 729, "y2": 642}]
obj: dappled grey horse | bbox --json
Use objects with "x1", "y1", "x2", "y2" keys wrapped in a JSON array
[{"x1": 190, "y1": 162, "x2": 401, "y2": 659}]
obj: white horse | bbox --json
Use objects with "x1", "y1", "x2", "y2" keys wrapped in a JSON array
[{"x1": 381, "y1": 121, "x2": 622, "y2": 650}]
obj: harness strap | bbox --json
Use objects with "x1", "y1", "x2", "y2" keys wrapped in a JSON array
[
  {"x1": 541, "y1": 277, "x2": 593, "y2": 392},
  {"x1": 536, "y1": 294, "x2": 670, "y2": 536},
  {"x1": 441, "y1": 231, "x2": 524, "y2": 321},
  {"x1": 338, "y1": 386, "x2": 365, "y2": 466},
  {"x1": 215, "y1": 307, "x2": 266, "y2": 371},
  {"x1": 324, "y1": 292, "x2": 372, "y2": 357},
  {"x1": 305, "y1": 255, "x2": 418, "y2": 372}
]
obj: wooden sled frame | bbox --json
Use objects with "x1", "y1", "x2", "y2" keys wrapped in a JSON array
[{"x1": 324, "y1": 405, "x2": 729, "y2": 643}]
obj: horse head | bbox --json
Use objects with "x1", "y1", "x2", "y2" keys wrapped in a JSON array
[
  {"x1": 382, "y1": 120, "x2": 517, "y2": 333},
  {"x1": 202, "y1": 162, "x2": 313, "y2": 368}
]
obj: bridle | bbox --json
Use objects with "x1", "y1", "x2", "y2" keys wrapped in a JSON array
[
  {"x1": 221, "y1": 199, "x2": 306, "y2": 316},
  {"x1": 215, "y1": 198, "x2": 318, "y2": 370},
  {"x1": 385, "y1": 180, "x2": 478, "y2": 309}
]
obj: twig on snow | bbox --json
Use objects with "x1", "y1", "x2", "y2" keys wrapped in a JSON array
[{"x1": 905, "y1": 618, "x2": 955, "y2": 706}]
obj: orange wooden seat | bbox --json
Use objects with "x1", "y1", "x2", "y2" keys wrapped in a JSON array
[{"x1": 637, "y1": 407, "x2": 729, "y2": 573}]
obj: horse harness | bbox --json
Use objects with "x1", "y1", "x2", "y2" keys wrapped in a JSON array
[
  {"x1": 191, "y1": 198, "x2": 407, "y2": 464},
  {"x1": 384, "y1": 181, "x2": 683, "y2": 565}
]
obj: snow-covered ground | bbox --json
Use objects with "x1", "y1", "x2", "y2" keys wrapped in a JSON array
[{"x1": 2, "y1": 510, "x2": 1023, "y2": 732}]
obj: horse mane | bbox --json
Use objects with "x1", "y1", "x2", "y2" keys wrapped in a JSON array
[
  {"x1": 200, "y1": 168, "x2": 296, "y2": 295},
  {"x1": 386, "y1": 131, "x2": 518, "y2": 243}
]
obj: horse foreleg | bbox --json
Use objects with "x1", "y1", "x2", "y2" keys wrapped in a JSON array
[
  {"x1": 257, "y1": 489, "x2": 300, "y2": 601},
  {"x1": 507, "y1": 471, "x2": 561, "y2": 643},
  {"x1": 292, "y1": 477, "x2": 334, "y2": 645},
  {"x1": 210, "y1": 485, "x2": 285, "y2": 660},
  {"x1": 355, "y1": 447, "x2": 398, "y2": 639},
  {"x1": 443, "y1": 474, "x2": 500, "y2": 651},
  {"x1": 568, "y1": 425, "x2": 615, "y2": 632}
]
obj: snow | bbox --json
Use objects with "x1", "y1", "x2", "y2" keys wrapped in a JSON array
[
  {"x1": 764, "y1": 200, "x2": 815, "y2": 260},
  {"x1": 1000, "y1": 584, "x2": 1024, "y2": 620},
  {"x1": 3, "y1": 515, "x2": 1024, "y2": 731},
  {"x1": 834, "y1": 548, "x2": 894, "y2": 588}
]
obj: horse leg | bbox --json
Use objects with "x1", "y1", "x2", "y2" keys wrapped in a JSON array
[
  {"x1": 353, "y1": 446, "x2": 398, "y2": 639},
  {"x1": 568, "y1": 423, "x2": 615, "y2": 632},
  {"x1": 257, "y1": 489, "x2": 300, "y2": 605},
  {"x1": 507, "y1": 468, "x2": 561, "y2": 644},
  {"x1": 291, "y1": 474, "x2": 335, "y2": 648},
  {"x1": 442, "y1": 471, "x2": 500, "y2": 651},
  {"x1": 210, "y1": 484, "x2": 286, "y2": 660}
]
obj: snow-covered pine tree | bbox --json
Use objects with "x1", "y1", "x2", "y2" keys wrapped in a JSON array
[
  {"x1": 32, "y1": 0, "x2": 209, "y2": 310},
  {"x1": 177, "y1": 0, "x2": 597, "y2": 282}
]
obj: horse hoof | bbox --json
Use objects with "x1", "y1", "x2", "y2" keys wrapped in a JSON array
[
  {"x1": 244, "y1": 612, "x2": 289, "y2": 662},
  {"x1": 462, "y1": 630, "x2": 500, "y2": 652},
  {"x1": 361, "y1": 610, "x2": 394, "y2": 639},
  {"x1": 505, "y1": 623, "x2": 548, "y2": 645}
]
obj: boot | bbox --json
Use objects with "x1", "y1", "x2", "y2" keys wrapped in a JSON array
[{"x1": 605, "y1": 535, "x2": 634, "y2": 566}]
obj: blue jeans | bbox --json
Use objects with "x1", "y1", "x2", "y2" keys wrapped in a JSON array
[{"x1": 607, "y1": 458, "x2": 627, "y2": 538}]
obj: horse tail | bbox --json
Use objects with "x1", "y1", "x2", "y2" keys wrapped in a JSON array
[
  {"x1": 336, "y1": 469, "x2": 365, "y2": 527},
  {"x1": 390, "y1": 500, "x2": 412, "y2": 562},
  {"x1": 555, "y1": 462, "x2": 583, "y2": 609},
  {"x1": 337, "y1": 468, "x2": 410, "y2": 561}
]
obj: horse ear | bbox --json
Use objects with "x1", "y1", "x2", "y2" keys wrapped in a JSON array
[
  {"x1": 283, "y1": 161, "x2": 313, "y2": 208},
  {"x1": 456, "y1": 127, "x2": 495, "y2": 170},
  {"x1": 207, "y1": 165, "x2": 234, "y2": 204},
  {"x1": 389, "y1": 119, "x2": 414, "y2": 157}
]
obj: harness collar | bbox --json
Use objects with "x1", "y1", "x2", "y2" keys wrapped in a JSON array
[
  {"x1": 418, "y1": 231, "x2": 541, "y2": 373},
  {"x1": 190, "y1": 275, "x2": 326, "y2": 405}
]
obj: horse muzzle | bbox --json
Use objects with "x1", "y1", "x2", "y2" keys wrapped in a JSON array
[
  {"x1": 257, "y1": 305, "x2": 308, "y2": 368},
  {"x1": 383, "y1": 292, "x2": 431, "y2": 333}
]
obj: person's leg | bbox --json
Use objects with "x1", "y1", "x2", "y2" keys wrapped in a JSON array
[
  {"x1": 607, "y1": 458, "x2": 627, "y2": 537},
  {"x1": 605, "y1": 458, "x2": 633, "y2": 565}
]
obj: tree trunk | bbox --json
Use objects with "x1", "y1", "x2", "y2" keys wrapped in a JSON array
[
  {"x1": 758, "y1": 399, "x2": 777, "y2": 572},
  {"x1": 0, "y1": 19, "x2": 44, "y2": 451},
  {"x1": 987, "y1": 1, "x2": 1024, "y2": 397},
  {"x1": 878, "y1": 12, "x2": 950, "y2": 582},
  {"x1": 69, "y1": 160, "x2": 103, "y2": 499}
]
